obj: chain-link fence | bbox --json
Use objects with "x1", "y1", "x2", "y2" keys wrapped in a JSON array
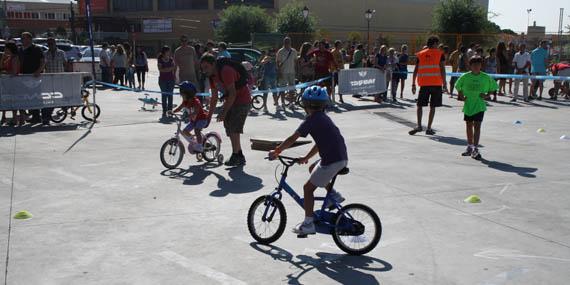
[{"x1": 251, "y1": 31, "x2": 569, "y2": 61}]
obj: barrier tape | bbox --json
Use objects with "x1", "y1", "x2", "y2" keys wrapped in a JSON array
[
  {"x1": 391, "y1": 71, "x2": 570, "y2": 81},
  {"x1": 85, "y1": 76, "x2": 332, "y2": 97}
]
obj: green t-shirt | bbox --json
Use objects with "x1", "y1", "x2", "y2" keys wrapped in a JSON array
[{"x1": 455, "y1": 71, "x2": 498, "y2": 116}]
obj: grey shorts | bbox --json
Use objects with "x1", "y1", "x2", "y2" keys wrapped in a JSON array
[
  {"x1": 309, "y1": 160, "x2": 348, "y2": 187},
  {"x1": 223, "y1": 103, "x2": 250, "y2": 136},
  {"x1": 278, "y1": 73, "x2": 296, "y2": 88}
]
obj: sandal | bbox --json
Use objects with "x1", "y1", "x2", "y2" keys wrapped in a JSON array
[
  {"x1": 425, "y1": 129, "x2": 436, "y2": 135},
  {"x1": 408, "y1": 127, "x2": 423, "y2": 135}
]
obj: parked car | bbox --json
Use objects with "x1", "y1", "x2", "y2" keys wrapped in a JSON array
[
  {"x1": 57, "y1": 44, "x2": 83, "y2": 61},
  {"x1": 227, "y1": 48, "x2": 262, "y2": 65},
  {"x1": 74, "y1": 47, "x2": 102, "y2": 81}
]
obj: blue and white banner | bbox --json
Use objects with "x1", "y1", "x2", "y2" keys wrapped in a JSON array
[
  {"x1": 0, "y1": 73, "x2": 85, "y2": 111},
  {"x1": 338, "y1": 68, "x2": 387, "y2": 95}
]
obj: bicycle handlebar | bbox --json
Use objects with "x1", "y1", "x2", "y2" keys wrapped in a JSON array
[{"x1": 266, "y1": 155, "x2": 299, "y2": 166}]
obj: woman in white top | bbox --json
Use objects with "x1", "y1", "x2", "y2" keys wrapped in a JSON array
[{"x1": 111, "y1": 45, "x2": 127, "y2": 86}]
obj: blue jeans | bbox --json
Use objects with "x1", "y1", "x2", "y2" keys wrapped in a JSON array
[
  {"x1": 159, "y1": 79, "x2": 175, "y2": 114},
  {"x1": 261, "y1": 76, "x2": 277, "y2": 101}
]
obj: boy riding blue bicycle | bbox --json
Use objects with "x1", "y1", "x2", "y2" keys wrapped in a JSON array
[
  {"x1": 169, "y1": 81, "x2": 209, "y2": 153},
  {"x1": 269, "y1": 86, "x2": 348, "y2": 236}
]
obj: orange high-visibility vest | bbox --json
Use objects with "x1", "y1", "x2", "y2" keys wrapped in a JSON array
[{"x1": 416, "y1": 49, "x2": 444, "y2": 87}]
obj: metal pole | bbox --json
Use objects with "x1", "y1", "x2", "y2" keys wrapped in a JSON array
[
  {"x1": 367, "y1": 20, "x2": 370, "y2": 58},
  {"x1": 85, "y1": 0, "x2": 97, "y2": 122},
  {"x1": 559, "y1": 8, "x2": 564, "y2": 61}
]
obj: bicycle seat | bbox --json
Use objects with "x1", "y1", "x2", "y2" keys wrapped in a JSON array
[{"x1": 337, "y1": 167, "x2": 350, "y2": 175}]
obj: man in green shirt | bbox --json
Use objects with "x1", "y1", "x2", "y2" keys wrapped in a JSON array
[{"x1": 455, "y1": 56, "x2": 498, "y2": 160}]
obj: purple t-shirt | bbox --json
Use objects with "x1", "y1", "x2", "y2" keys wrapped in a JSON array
[{"x1": 297, "y1": 112, "x2": 348, "y2": 166}]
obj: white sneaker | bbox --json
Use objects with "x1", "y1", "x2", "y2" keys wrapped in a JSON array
[
  {"x1": 292, "y1": 221, "x2": 316, "y2": 235},
  {"x1": 324, "y1": 191, "x2": 345, "y2": 209}
]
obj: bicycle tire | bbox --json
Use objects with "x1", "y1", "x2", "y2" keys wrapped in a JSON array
[
  {"x1": 160, "y1": 138, "x2": 185, "y2": 169},
  {"x1": 332, "y1": 203, "x2": 382, "y2": 255},
  {"x1": 50, "y1": 108, "x2": 68, "y2": 123},
  {"x1": 82, "y1": 104, "x2": 101, "y2": 122},
  {"x1": 251, "y1": 95, "x2": 265, "y2": 110},
  {"x1": 202, "y1": 134, "x2": 221, "y2": 163},
  {"x1": 247, "y1": 195, "x2": 287, "y2": 244},
  {"x1": 296, "y1": 93, "x2": 304, "y2": 108}
]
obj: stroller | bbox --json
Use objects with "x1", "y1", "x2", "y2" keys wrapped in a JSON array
[{"x1": 549, "y1": 62, "x2": 570, "y2": 100}]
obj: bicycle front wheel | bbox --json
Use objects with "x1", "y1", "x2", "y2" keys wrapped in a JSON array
[
  {"x1": 251, "y1": 95, "x2": 265, "y2": 110},
  {"x1": 202, "y1": 134, "x2": 221, "y2": 162},
  {"x1": 247, "y1": 195, "x2": 287, "y2": 244},
  {"x1": 332, "y1": 203, "x2": 382, "y2": 255},
  {"x1": 82, "y1": 104, "x2": 101, "y2": 121},
  {"x1": 160, "y1": 138, "x2": 185, "y2": 169}
]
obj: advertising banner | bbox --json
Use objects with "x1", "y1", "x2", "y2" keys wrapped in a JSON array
[
  {"x1": 338, "y1": 68, "x2": 386, "y2": 95},
  {"x1": 0, "y1": 73, "x2": 85, "y2": 111}
]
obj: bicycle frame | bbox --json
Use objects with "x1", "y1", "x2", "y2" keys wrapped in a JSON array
[{"x1": 263, "y1": 157, "x2": 353, "y2": 233}]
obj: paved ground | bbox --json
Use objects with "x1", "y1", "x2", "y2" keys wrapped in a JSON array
[{"x1": 1, "y1": 63, "x2": 570, "y2": 285}]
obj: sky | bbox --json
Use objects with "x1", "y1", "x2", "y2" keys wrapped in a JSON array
[{"x1": 489, "y1": 0, "x2": 570, "y2": 33}]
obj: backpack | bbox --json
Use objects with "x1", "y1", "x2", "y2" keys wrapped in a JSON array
[{"x1": 214, "y1": 57, "x2": 249, "y2": 89}]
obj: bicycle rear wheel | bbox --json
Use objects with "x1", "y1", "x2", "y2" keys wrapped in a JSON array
[
  {"x1": 251, "y1": 95, "x2": 265, "y2": 110},
  {"x1": 50, "y1": 108, "x2": 68, "y2": 123},
  {"x1": 332, "y1": 203, "x2": 381, "y2": 255},
  {"x1": 202, "y1": 134, "x2": 221, "y2": 162},
  {"x1": 82, "y1": 104, "x2": 101, "y2": 121},
  {"x1": 247, "y1": 195, "x2": 287, "y2": 244},
  {"x1": 160, "y1": 138, "x2": 185, "y2": 169}
]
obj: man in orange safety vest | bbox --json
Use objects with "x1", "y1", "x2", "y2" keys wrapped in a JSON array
[{"x1": 409, "y1": 36, "x2": 447, "y2": 136}]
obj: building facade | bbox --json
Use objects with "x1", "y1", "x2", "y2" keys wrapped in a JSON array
[
  {"x1": 78, "y1": 0, "x2": 489, "y2": 53},
  {"x1": 2, "y1": 0, "x2": 77, "y2": 38}
]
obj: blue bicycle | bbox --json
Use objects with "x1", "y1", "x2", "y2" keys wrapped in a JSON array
[{"x1": 247, "y1": 155, "x2": 382, "y2": 255}]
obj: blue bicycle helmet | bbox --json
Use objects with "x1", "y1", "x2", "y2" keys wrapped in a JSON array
[
  {"x1": 179, "y1": 81, "x2": 197, "y2": 93},
  {"x1": 302, "y1": 86, "x2": 329, "y2": 109}
]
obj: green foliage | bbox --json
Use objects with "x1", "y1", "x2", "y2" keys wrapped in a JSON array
[
  {"x1": 347, "y1": 31, "x2": 362, "y2": 43},
  {"x1": 55, "y1": 26, "x2": 68, "y2": 37},
  {"x1": 501, "y1": 29, "x2": 517, "y2": 36},
  {"x1": 216, "y1": 5, "x2": 273, "y2": 43},
  {"x1": 433, "y1": 0, "x2": 495, "y2": 34},
  {"x1": 274, "y1": 0, "x2": 316, "y2": 34}
]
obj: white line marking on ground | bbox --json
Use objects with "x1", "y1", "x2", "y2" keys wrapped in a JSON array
[
  {"x1": 457, "y1": 205, "x2": 510, "y2": 216},
  {"x1": 158, "y1": 251, "x2": 247, "y2": 285},
  {"x1": 474, "y1": 249, "x2": 570, "y2": 262},
  {"x1": 1, "y1": 178, "x2": 25, "y2": 189},
  {"x1": 51, "y1": 168, "x2": 88, "y2": 183},
  {"x1": 499, "y1": 183, "x2": 513, "y2": 195}
]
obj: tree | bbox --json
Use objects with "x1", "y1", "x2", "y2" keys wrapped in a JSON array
[
  {"x1": 216, "y1": 5, "x2": 272, "y2": 43},
  {"x1": 501, "y1": 29, "x2": 517, "y2": 36},
  {"x1": 432, "y1": 0, "x2": 492, "y2": 34},
  {"x1": 55, "y1": 26, "x2": 68, "y2": 38},
  {"x1": 274, "y1": 0, "x2": 317, "y2": 34}
]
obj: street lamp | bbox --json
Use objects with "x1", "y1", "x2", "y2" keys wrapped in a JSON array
[
  {"x1": 302, "y1": 6, "x2": 309, "y2": 42},
  {"x1": 365, "y1": 9, "x2": 375, "y2": 56},
  {"x1": 526, "y1": 9, "x2": 532, "y2": 28},
  {"x1": 302, "y1": 6, "x2": 309, "y2": 19}
]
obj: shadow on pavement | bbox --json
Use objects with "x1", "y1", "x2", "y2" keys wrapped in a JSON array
[
  {"x1": 209, "y1": 166, "x2": 263, "y2": 197},
  {"x1": 160, "y1": 164, "x2": 263, "y2": 196},
  {"x1": 250, "y1": 242, "x2": 392, "y2": 285},
  {"x1": 0, "y1": 122, "x2": 90, "y2": 137},
  {"x1": 430, "y1": 135, "x2": 468, "y2": 146},
  {"x1": 480, "y1": 158, "x2": 538, "y2": 178}
]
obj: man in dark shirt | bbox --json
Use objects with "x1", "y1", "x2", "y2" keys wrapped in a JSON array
[{"x1": 20, "y1": 32, "x2": 46, "y2": 125}]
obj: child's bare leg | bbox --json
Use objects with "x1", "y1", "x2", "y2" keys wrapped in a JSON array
[
  {"x1": 466, "y1": 121, "x2": 474, "y2": 145},
  {"x1": 303, "y1": 181, "x2": 317, "y2": 218},
  {"x1": 473, "y1": 121, "x2": 482, "y2": 146}
]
